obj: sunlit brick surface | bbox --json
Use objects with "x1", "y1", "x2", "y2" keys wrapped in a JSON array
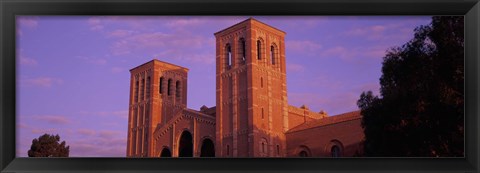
[{"x1": 126, "y1": 18, "x2": 364, "y2": 158}]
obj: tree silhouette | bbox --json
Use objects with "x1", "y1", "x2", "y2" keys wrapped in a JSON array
[
  {"x1": 28, "y1": 133, "x2": 70, "y2": 157},
  {"x1": 357, "y1": 16, "x2": 464, "y2": 157}
]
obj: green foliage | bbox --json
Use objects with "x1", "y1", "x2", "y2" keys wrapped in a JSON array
[
  {"x1": 357, "y1": 16, "x2": 464, "y2": 157},
  {"x1": 28, "y1": 133, "x2": 70, "y2": 157}
]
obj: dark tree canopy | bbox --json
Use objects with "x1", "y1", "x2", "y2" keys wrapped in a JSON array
[
  {"x1": 28, "y1": 133, "x2": 70, "y2": 157},
  {"x1": 357, "y1": 16, "x2": 464, "y2": 157}
]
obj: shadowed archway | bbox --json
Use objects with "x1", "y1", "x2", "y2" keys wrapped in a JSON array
[
  {"x1": 160, "y1": 147, "x2": 171, "y2": 157},
  {"x1": 178, "y1": 131, "x2": 193, "y2": 157},
  {"x1": 296, "y1": 145, "x2": 312, "y2": 157},
  {"x1": 200, "y1": 138, "x2": 215, "y2": 157}
]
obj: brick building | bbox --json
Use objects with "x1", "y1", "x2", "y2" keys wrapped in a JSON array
[{"x1": 126, "y1": 18, "x2": 364, "y2": 157}]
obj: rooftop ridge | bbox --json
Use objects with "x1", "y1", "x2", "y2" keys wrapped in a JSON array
[
  {"x1": 130, "y1": 59, "x2": 189, "y2": 72},
  {"x1": 214, "y1": 17, "x2": 286, "y2": 36},
  {"x1": 286, "y1": 110, "x2": 362, "y2": 133}
]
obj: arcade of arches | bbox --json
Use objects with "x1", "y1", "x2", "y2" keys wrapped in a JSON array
[{"x1": 126, "y1": 18, "x2": 364, "y2": 158}]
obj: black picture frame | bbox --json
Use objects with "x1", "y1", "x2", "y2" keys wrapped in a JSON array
[{"x1": 1, "y1": 0, "x2": 478, "y2": 172}]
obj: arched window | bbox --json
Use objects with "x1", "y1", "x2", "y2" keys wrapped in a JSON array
[
  {"x1": 226, "y1": 44, "x2": 232, "y2": 69},
  {"x1": 260, "y1": 138, "x2": 268, "y2": 156},
  {"x1": 257, "y1": 40, "x2": 262, "y2": 60},
  {"x1": 299, "y1": 151, "x2": 309, "y2": 157},
  {"x1": 261, "y1": 108, "x2": 264, "y2": 119},
  {"x1": 331, "y1": 145, "x2": 341, "y2": 157},
  {"x1": 167, "y1": 79, "x2": 172, "y2": 96},
  {"x1": 139, "y1": 106, "x2": 144, "y2": 126},
  {"x1": 160, "y1": 147, "x2": 172, "y2": 157},
  {"x1": 178, "y1": 131, "x2": 193, "y2": 157},
  {"x1": 226, "y1": 145, "x2": 230, "y2": 156},
  {"x1": 260, "y1": 77, "x2": 263, "y2": 88},
  {"x1": 131, "y1": 108, "x2": 137, "y2": 155},
  {"x1": 143, "y1": 128, "x2": 148, "y2": 156},
  {"x1": 277, "y1": 145, "x2": 280, "y2": 155},
  {"x1": 140, "y1": 78, "x2": 145, "y2": 100},
  {"x1": 135, "y1": 80, "x2": 139, "y2": 102},
  {"x1": 262, "y1": 142, "x2": 265, "y2": 153},
  {"x1": 328, "y1": 140, "x2": 343, "y2": 157},
  {"x1": 159, "y1": 77, "x2": 164, "y2": 94},
  {"x1": 200, "y1": 138, "x2": 215, "y2": 157},
  {"x1": 146, "y1": 76, "x2": 151, "y2": 99},
  {"x1": 270, "y1": 45, "x2": 276, "y2": 65},
  {"x1": 297, "y1": 145, "x2": 311, "y2": 157},
  {"x1": 240, "y1": 38, "x2": 246, "y2": 63},
  {"x1": 175, "y1": 80, "x2": 180, "y2": 98}
]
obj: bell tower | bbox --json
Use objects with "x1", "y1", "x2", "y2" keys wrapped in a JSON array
[
  {"x1": 127, "y1": 60, "x2": 188, "y2": 157},
  {"x1": 215, "y1": 18, "x2": 288, "y2": 157}
]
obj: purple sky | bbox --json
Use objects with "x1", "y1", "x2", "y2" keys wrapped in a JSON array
[{"x1": 16, "y1": 16, "x2": 432, "y2": 157}]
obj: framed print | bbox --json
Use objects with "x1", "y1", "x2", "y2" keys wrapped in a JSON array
[{"x1": 1, "y1": 0, "x2": 479, "y2": 172}]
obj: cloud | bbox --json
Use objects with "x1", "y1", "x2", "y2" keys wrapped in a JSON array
[
  {"x1": 76, "y1": 56, "x2": 107, "y2": 65},
  {"x1": 33, "y1": 115, "x2": 71, "y2": 125},
  {"x1": 110, "y1": 32, "x2": 169, "y2": 55},
  {"x1": 322, "y1": 92, "x2": 362, "y2": 115},
  {"x1": 101, "y1": 110, "x2": 128, "y2": 119},
  {"x1": 87, "y1": 17, "x2": 104, "y2": 31},
  {"x1": 345, "y1": 25, "x2": 386, "y2": 37},
  {"x1": 83, "y1": 17, "x2": 218, "y2": 64},
  {"x1": 31, "y1": 128, "x2": 58, "y2": 134},
  {"x1": 286, "y1": 63, "x2": 305, "y2": 73},
  {"x1": 111, "y1": 67, "x2": 123, "y2": 73},
  {"x1": 286, "y1": 40, "x2": 322, "y2": 53},
  {"x1": 296, "y1": 74, "x2": 344, "y2": 90},
  {"x1": 320, "y1": 46, "x2": 388, "y2": 62},
  {"x1": 291, "y1": 83, "x2": 381, "y2": 116},
  {"x1": 17, "y1": 123, "x2": 29, "y2": 129},
  {"x1": 181, "y1": 53, "x2": 214, "y2": 64},
  {"x1": 263, "y1": 16, "x2": 329, "y2": 31},
  {"x1": 90, "y1": 59, "x2": 107, "y2": 65},
  {"x1": 289, "y1": 91, "x2": 362, "y2": 116},
  {"x1": 110, "y1": 32, "x2": 207, "y2": 55},
  {"x1": 77, "y1": 129, "x2": 96, "y2": 136},
  {"x1": 343, "y1": 23, "x2": 417, "y2": 41},
  {"x1": 70, "y1": 138, "x2": 126, "y2": 157},
  {"x1": 68, "y1": 130, "x2": 127, "y2": 157},
  {"x1": 79, "y1": 110, "x2": 128, "y2": 119},
  {"x1": 16, "y1": 28, "x2": 23, "y2": 37},
  {"x1": 165, "y1": 18, "x2": 207, "y2": 28},
  {"x1": 321, "y1": 83, "x2": 381, "y2": 115},
  {"x1": 154, "y1": 51, "x2": 215, "y2": 65},
  {"x1": 322, "y1": 46, "x2": 349, "y2": 59},
  {"x1": 109, "y1": 31, "x2": 215, "y2": 64},
  {"x1": 20, "y1": 77, "x2": 63, "y2": 87},
  {"x1": 19, "y1": 56, "x2": 38, "y2": 66},
  {"x1": 18, "y1": 17, "x2": 39, "y2": 28},
  {"x1": 98, "y1": 130, "x2": 121, "y2": 139},
  {"x1": 17, "y1": 49, "x2": 38, "y2": 66},
  {"x1": 107, "y1": 29, "x2": 135, "y2": 38},
  {"x1": 288, "y1": 92, "x2": 329, "y2": 112}
]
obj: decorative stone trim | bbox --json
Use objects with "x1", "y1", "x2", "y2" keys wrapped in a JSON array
[{"x1": 153, "y1": 108, "x2": 216, "y2": 138}]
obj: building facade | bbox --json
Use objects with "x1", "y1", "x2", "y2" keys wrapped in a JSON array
[{"x1": 126, "y1": 18, "x2": 364, "y2": 157}]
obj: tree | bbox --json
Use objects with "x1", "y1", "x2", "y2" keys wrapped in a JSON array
[
  {"x1": 28, "y1": 133, "x2": 70, "y2": 157},
  {"x1": 357, "y1": 16, "x2": 464, "y2": 157}
]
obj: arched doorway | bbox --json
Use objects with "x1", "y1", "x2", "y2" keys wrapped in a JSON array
[
  {"x1": 160, "y1": 147, "x2": 171, "y2": 157},
  {"x1": 178, "y1": 131, "x2": 193, "y2": 157},
  {"x1": 200, "y1": 138, "x2": 215, "y2": 157},
  {"x1": 296, "y1": 145, "x2": 311, "y2": 157},
  {"x1": 331, "y1": 145, "x2": 341, "y2": 157},
  {"x1": 327, "y1": 140, "x2": 343, "y2": 157},
  {"x1": 298, "y1": 150, "x2": 309, "y2": 157}
]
